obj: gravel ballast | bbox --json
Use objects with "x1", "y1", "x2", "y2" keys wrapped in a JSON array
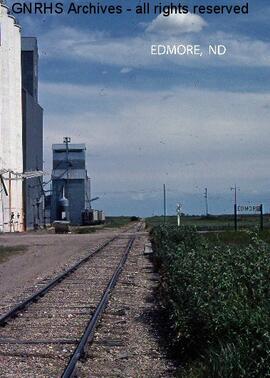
[{"x1": 0, "y1": 225, "x2": 176, "y2": 376}]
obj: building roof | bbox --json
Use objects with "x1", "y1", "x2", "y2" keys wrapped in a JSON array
[{"x1": 52, "y1": 144, "x2": 86, "y2": 151}]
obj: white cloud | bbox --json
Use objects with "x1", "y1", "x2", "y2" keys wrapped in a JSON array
[
  {"x1": 38, "y1": 25, "x2": 270, "y2": 69},
  {"x1": 40, "y1": 82, "x2": 270, "y2": 197},
  {"x1": 146, "y1": 12, "x2": 207, "y2": 35},
  {"x1": 16, "y1": 10, "x2": 270, "y2": 214},
  {"x1": 120, "y1": 67, "x2": 133, "y2": 74}
]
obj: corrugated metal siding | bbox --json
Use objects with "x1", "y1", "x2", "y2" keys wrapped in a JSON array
[
  {"x1": 51, "y1": 144, "x2": 89, "y2": 225},
  {"x1": 0, "y1": 5, "x2": 23, "y2": 232},
  {"x1": 52, "y1": 169, "x2": 86, "y2": 180},
  {"x1": 22, "y1": 89, "x2": 43, "y2": 229}
]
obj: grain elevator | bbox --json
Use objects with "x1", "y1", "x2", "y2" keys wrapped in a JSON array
[
  {"x1": 51, "y1": 141, "x2": 91, "y2": 225},
  {"x1": 0, "y1": 2, "x2": 24, "y2": 232},
  {"x1": 0, "y1": 2, "x2": 43, "y2": 232}
]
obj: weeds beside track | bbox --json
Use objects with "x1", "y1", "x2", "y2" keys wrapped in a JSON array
[{"x1": 151, "y1": 225, "x2": 270, "y2": 377}]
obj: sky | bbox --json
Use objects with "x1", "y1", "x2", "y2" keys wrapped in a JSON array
[{"x1": 8, "y1": 0, "x2": 270, "y2": 216}]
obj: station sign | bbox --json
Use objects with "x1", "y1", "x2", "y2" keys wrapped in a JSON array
[{"x1": 237, "y1": 205, "x2": 261, "y2": 213}]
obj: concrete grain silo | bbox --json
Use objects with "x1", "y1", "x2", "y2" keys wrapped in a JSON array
[{"x1": 0, "y1": 2, "x2": 24, "y2": 232}]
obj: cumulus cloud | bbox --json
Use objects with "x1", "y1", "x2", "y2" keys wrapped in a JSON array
[
  {"x1": 41, "y1": 82, "x2": 270, "y2": 196},
  {"x1": 15, "y1": 7, "x2": 270, "y2": 214},
  {"x1": 146, "y1": 12, "x2": 207, "y2": 35},
  {"x1": 38, "y1": 25, "x2": 270, "y2": 69}
]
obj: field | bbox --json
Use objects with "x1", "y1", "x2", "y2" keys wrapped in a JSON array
[
  {"x1": 73, "y1": 216, "x2": 138, "y2": 233},
  {"x1": 147, "y1": 214, "x2": 270, "y2": 231},
  {"x1": 104, "y1": 216, "x2": 139, "y2": 228},
  {"x1": 149, "y1": 224, "x2": 270, "y2": 377}
]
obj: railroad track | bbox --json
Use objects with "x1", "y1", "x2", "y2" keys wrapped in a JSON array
[{"x1": 0, "y1": 222, "x2": 143, "y2": 377}]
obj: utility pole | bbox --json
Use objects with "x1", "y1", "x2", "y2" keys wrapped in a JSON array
[
  {"x1": 204, "y1": 187, "x2": 209, "y2": 216},
  {"x1": 231, "y1": 184, "x2": 240, "y2": 231},
  {"x1": 163, "y1": 184, "x2": 167, "y2": 224}
]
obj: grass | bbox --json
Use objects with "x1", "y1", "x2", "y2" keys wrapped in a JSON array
[
  {"x1": 146, "y1": 215, "x2": 270, "y2": 231},
  {"x1": 201, "y1": 229, "x2": 270, "y2": 246},
  {"x1": 73, "y1": 227, "x2": 97, "y2": 234},
  {"x1": 72, "y1": 216, "x2": 139, "y2": 233},
  {"x1": 146, "y1": 216, "x2": 270, "y2": 246},
  {"x1": 0, "y1": 245, "x2": 28, "y2": 263},
  {"x1": 104, "y1": 216, "x2": 138, "y2": 228}
]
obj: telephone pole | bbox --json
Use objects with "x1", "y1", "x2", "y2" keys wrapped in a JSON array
[
  {"x1": 231, "y1": 184, "x2": 240, "y2": 231},
  {"x1": 204, "y1": 187, "x2": 209, "y2": 216}
]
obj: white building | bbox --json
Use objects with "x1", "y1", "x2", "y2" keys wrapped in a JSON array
[{"x1": 0, "y1": 2, "x2": 24, "y2": 232}]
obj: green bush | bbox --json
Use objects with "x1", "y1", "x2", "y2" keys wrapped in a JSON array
[
  {"x1": 73, "y1": 227, "x2": 96, "y2": 234},
  {"x1": 151, "y1": 225, "x2": 270, "y2": 377}
]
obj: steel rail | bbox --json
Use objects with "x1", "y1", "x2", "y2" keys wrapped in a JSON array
[
  {"x1": 0, "y1": 223, "x2": 140, "y2": 326},
  {"x1": 61, "y1": 236, "x2": 136, "y2": 378},
  {"x1": 0, "y1": 224, "x2": 139, "y2": 327},
  {"x1": 0, "y1": 236, "x2": 120, "y2": 326}
]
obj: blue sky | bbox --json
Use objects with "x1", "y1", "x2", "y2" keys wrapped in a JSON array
[{"x1": 8, "y1": 0, "x2": 270, "y2": 216}]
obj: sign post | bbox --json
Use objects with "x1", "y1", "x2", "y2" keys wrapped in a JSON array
[
  {"x1": 237, "y1": 204, "x2": 263, "y2": 230},
  {"x1": 176, "y1": 203, "x2": 182, "y2": 227}
]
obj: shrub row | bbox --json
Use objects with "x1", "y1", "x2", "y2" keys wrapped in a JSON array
[{"x1": 151, "y1": 225, "x2": 270, "y2": 377}]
